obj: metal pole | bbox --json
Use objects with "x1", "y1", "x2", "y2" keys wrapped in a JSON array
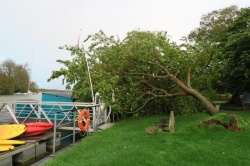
[
  {"x1": 79, "y1": 33, "x2": 94, "y2": 102},
  {"x1": 72, "y1": 110, "x2": 76, "y2": 145},
  {"x1": 52, "y1": 112, "x2": 57, "y2": 156},
  {"x1": 27, "y1": 50, "x2": 34, "y2": 94},
  {"x1": 85, "y1": 55, "x2": 94, "y2": 102},
  {"x1": 5, "y1": 104, "x2": 19, "y2": 124}
]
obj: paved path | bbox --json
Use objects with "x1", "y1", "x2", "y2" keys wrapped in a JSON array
[{"x1": 98, "y1": 123, "x2": 114, "y2": 130}]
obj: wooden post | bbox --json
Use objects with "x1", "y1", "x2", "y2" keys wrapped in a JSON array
[
  {"x1": 169, "y1": 111, "x2": 175, "y2": 132},
  {"x1": 215, "y1": 105, "x2": 220, "y2": 112}
]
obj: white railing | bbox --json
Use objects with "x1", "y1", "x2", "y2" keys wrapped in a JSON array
[
  {"x1": 0, "y1": 93, "x2": 113, "y2": 156},
  {"x1": 0, "y1": 101, "x2": 109, "y2": 132}
]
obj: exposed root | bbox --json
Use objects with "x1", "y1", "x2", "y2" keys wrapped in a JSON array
[{"x1": 198, "y1": 115, "x2": 243, "y2": 131}]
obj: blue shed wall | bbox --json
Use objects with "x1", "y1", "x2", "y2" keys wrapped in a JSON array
[
  {"x1": 41, "y1": 93, "x2": 74, "y2": 119},
  {"x1": 15, "y1": 93, "x2": 74, "y2": 120},
  {"x1": 42, "y1": 93, "x2": 73, "y2": 102}
]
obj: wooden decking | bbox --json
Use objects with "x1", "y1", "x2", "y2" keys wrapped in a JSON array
[
  {"x1": 0, "y1": 132, "x2": 60, "y2": 166},
  {"x1": 0, "y1": 110, "x2": 15, "y2": 124}
]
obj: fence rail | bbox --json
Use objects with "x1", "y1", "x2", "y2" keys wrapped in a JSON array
[
  {"x1": 0, "y1": 92, "x2": 114, "y2": 157},
  {"x1": 0, "y1": 100, "x2": 109, "y2": 132}
]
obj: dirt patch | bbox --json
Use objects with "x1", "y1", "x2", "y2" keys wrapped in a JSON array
[
  {"x1": 198, "y1": 115, "x2": 243, "y2": 131},
  {"x1": 145, "y1": 126, "x2": 158, "y2": 133},
  {"x1": 145, "y1": 118, "x2": 171, "y2": 133}
]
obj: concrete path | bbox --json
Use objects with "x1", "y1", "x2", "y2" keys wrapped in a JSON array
[{"x1": 98, "y1": 123, "x2": 114, "y2": 130}]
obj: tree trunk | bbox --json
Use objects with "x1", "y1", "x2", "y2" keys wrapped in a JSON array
[
  {"x1": 168, "y1": 74, "x2": 218, "y2": 115},
  {"x1": 190, "y1": 89, "x2": 218, "y2": 115}
]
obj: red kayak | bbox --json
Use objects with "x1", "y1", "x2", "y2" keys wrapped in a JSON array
[{"x1": 24, "y1": 122, "x2": 54, "y2": 136}]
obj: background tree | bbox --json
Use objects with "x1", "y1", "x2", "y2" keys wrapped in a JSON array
[
  {"x1": 29, "y1": 81, "x2": 39, "y2": 93},
  {"x1": 183, "y1": 5, "x2": 239, "y2": 94},
  {"x1": 0, "y1": 72, "x2": 10, "y2": 94},
  {"x1": 0, "y1": 59, "x2": 38, "y2": 94},
  {"x1": 216, "y1": 7, "x2": 250, "y2": 103},
  {"x1": 184, "y1": 5, "x2": 250, "y2": 104},
  {"x1": 0, "y1": 59, "x2": 16, "y2": 94},
  {"x1": 13, "y1": 64, "x2": 30, "y2": 93}
]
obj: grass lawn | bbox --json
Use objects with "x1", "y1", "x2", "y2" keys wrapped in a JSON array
[{"x1": 44, "y1": 110, "x2": 250, "y2": 166}]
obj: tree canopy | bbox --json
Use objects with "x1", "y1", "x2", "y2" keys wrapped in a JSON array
[
  {"x1": 49, "y1": 30, "x2": 218, "y2": 115},
  {"x1": 183, "y1": 6, "x2": 250, "y2": 104},
  {"x1": 216, "y1": 7, "x2": 250, "y2": 96},
  {"x1": 0, "y1": 59, "x2": 38, "y2": 94}
]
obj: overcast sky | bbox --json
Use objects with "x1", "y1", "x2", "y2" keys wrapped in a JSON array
[{"x1": 0, "y1": 0, "x2": 249, "y2": 90}]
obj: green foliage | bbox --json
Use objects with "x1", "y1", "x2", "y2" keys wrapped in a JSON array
[
  {"x1": 183, "y1": 5, "x2": 250, "y2": 104},
  {"x1": 13, "y1": 64, "x2": 30, "y2": 93},
  {"x1": 0, "y1": 59, "x2": 37, "y2": 94},
  {"x1": 217, "y1": 7, "x2": 250, "y2": 95},
  {"x1": 50, "y1": 29, "x2": 219, "y2": 115},
  {"x1": 48, "y1": 45, "x2": 93, "y2": 101},
  {"x1": 183, "y1": 5, "x2": 239, "y2": 94},
  {"x1": 174, "y1": 96, "x2": 204, "y2": 115},
  {"x1": 50, "y1": 6, "x2": 249, "y2": 115},
  {"x1": 89, "y1": 30, "x2": 218, "y2": 115},
  {"x1": 0, "y1": 72, "x2": 11, "y2": 94}
]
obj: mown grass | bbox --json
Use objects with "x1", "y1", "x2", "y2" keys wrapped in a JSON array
[{"x1": 44, "y1": 111, "x2": 250, "y2": 166}]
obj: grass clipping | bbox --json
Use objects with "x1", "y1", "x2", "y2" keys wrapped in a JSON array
[{"x1": 198, "y1": 113, "x2": 246, "y2": 131}]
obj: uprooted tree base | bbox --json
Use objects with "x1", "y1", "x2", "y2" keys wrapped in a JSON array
[{"x1": 198, "y1": 116, "x2": 243, "y2": 131}]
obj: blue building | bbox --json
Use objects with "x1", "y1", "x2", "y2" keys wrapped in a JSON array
[
  {"x1": 41, "y1": 92, "x2": 74, "y2": 119},
  {"x1": 16, "y1": 92, "x2": 75, "y2": 120},
  {"x1": 42, "y1": 92, "x2": 74, "y2": 102}
]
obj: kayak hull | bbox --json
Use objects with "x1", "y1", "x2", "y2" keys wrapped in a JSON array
[
  {"x1": 0, "y1": 140, "x2": 25, "y2": 145},
  {"x1": 0, "y1": 124, "x2": 26, "y2": 140},
  {"x1": 24, "y1": 122, "x2": 54, "y2": 136},
  {"x1": 0, "y1": 145, "x2": 15, "y2": 152}
]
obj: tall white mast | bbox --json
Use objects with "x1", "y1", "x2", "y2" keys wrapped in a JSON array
[
  {"x1": 78, "y1": 29, "x2": 94, "y2": 102},
  {"x1": 85, "y1": 54, "x2": 94, "y2": 102},
  {"x1": 28, "y1": 50, "x2": 34, "y2": 94}
]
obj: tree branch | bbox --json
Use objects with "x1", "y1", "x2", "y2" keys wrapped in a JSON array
[
  {"x1": 125, "y1": 96, "x2": 154, "y2": 114},
  {"x1": 125, "y1": 72, "x2": 168, "y2": 79},
  {"x1": 187, "y1": 68, "x2": 192, "y2": 88}
]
